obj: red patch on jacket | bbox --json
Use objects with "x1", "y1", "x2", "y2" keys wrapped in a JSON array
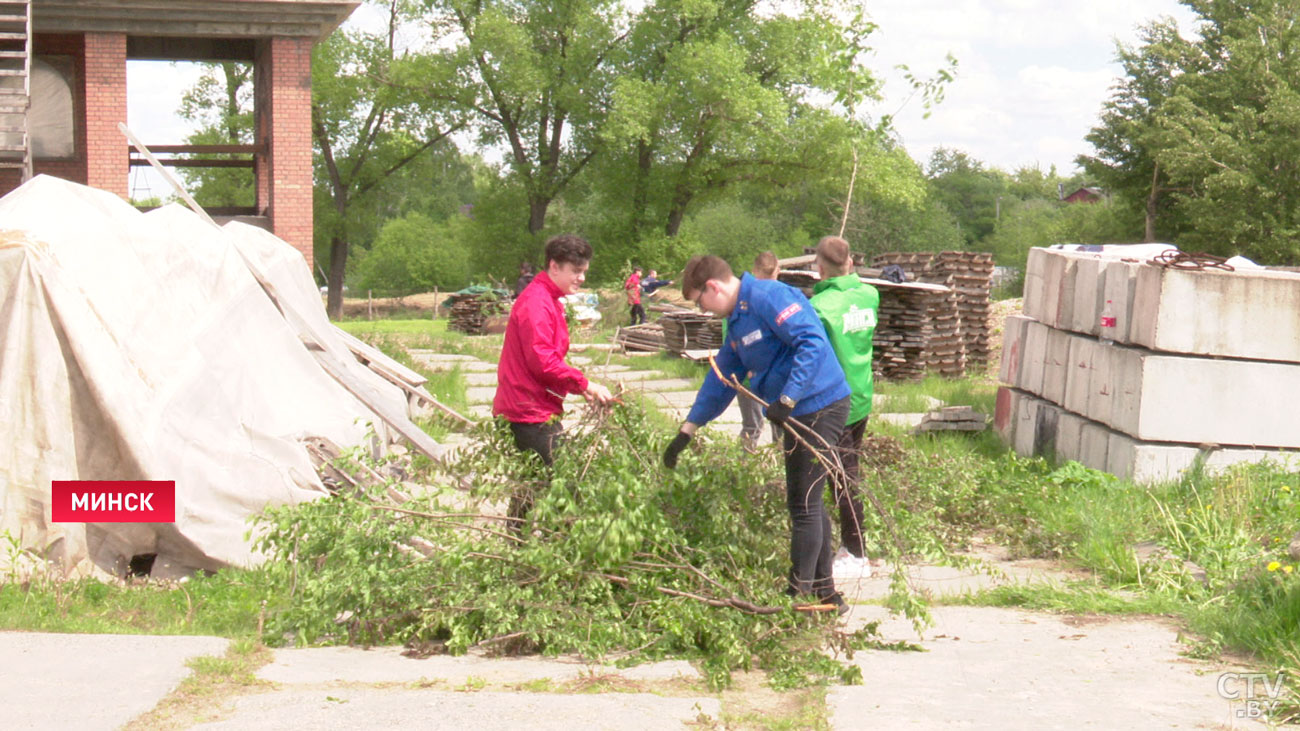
[{"x1": 775, "y1": 302, "x2": 802, "y2": 325}]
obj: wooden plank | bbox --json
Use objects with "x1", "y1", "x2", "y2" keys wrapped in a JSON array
[
  {"x1": 127, "y1": 143, "x2": 262, "y2": 154},
  {"x1": 333, "y1": 325, "x2": 428, "y2": 387},
  {"x1": 129, "y1": 158, "x2": 254, "y2": 168}
]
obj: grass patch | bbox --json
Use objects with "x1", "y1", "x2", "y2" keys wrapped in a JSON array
[
  {"x1": 123, "y1": 638, "x2": 273, "y2": 730},
  {"x1": 338, "y1": 318, "x2": 504, "y2": 362},
  {"x1": 0, "y1": 570, "x2": 263, "y2": 638},
  {"x1": 874, "y1": 374, "x2": 997, "y2": 414},
  {"x1": 942, "y1": 582, "x2": 1180, "y2": 615}
]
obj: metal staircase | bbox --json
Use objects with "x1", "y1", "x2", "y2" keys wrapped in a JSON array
[{"x1": 0, "y1": 1, "x2": 31, "y2": 181}]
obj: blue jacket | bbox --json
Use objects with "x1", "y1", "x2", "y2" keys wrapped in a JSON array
[{"x1": 685, "y1": 273, "x2": 850, "y2": 426}]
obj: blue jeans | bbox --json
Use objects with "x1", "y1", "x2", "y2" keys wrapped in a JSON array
[{"x1": 781, "y1": 396, "x2": 849, "y2": 599}]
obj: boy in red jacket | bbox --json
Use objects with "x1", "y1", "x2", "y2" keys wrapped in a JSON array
[
  {"x1": 624, "y1": 266, "x2": 645, "y2": 325},
  {"x1": 494, "y1": 234, "x2": 613, "y2": 523}
]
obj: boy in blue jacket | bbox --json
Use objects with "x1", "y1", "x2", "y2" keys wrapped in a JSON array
[{"x1": 662, "y1": 255, "x2": 851, "y2": 613}]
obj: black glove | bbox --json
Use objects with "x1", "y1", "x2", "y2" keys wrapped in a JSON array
[
  {"x1": 663, "y1": 431, "x2": 693, "y2": 469},
  {"x1": 766, "y1": 398, "x2": 794, "y2": 425}
]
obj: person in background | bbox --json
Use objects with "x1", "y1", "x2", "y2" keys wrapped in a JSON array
[
  {"x1": 514, "y1": 261, "x2": 536, "y2": 298},
  {"x1": 809, "y1": 236, "x2": 880, "y2": 580},
  {"x1": 738, "y1": 251, "x2": 781, "y2": 450},
  {"x1": 640, "y1": 269, "x2": 674, "y2": 296},
  {"x1": 663, "y1": 255, "x2": 851, "y2": 615},
  {"x1": 624, "y1": 265, "x2": 646, "y2": 325},
  {"x1": 495, "y1": 234, "x2": 614, "y2": 526}
]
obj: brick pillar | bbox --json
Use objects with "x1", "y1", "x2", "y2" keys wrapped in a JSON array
[
  {"x1": 83, "y1": 33, "x2": 127, "y2": 199},
  {"x1": 265, "y1": 36, "x2": 314, "y2": 269}
]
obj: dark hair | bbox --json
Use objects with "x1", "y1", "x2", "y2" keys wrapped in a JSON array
[
  {"x1": 681, "y1": 255, "x2": 735, "y2": 298},
  {"x1": 752, "y1": 251, "x2": 778, "y2": 278},
  {"x1": 544, "y1": 234, "x2": 593, "y2": 268},
  {"x1": 816, "y1": 236, "x2": 852, "y2": 276}
]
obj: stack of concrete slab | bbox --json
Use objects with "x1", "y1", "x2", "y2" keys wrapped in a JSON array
[{"x1": 995, "y1": 246, "x2": 1300, "y2": 482}]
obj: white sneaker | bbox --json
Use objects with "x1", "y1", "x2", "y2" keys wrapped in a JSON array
[{"x1": 832, "y1": 549, "x2": 872, "y2": 579}]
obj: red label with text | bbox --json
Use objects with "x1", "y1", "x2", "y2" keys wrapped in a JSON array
[{"x1": 51, "y1": 481, "x2": 176, "y2": 523}]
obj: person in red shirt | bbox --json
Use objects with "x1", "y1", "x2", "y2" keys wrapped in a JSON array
[
  {"x1": 494, "y1": 234, "x2": 613, "y2": 523},
  {"x1": 624, "y1": 266, "x2": 645, "y2": 325}
]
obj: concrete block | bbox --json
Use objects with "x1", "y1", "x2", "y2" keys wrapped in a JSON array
[
  {"x1": 1080, "y1": 421, "x2": 1111, "y2": 471},
  {"x1": 1022, "y1": 248, "x2": 1050, "y2": 324},
  {"x1": 1131, "y1": 263, "x2": 1300, "y2": 361},
  {"x1": 1013, "y1": 390, "x2": 1039, "y2": 457},
  {"x1": 1070, "y1": 257, "x2": 1105, "y2": 335},
  {"x1": 1041, "y1": 327, "x2": 1072, "y2": 405},
  {"x1": 1102, "y1": 260, "x2": 1140, "y2": 342},
  {"x1": 999, "y1": 315, "x2": 1031, "y2": 386},
  {"x1": 1008, "y1": 382, "x2": 1300, "y2": 484},
  {"x1": 1055, "y1": 409, "x2": 1086, "y2": 464},
  {"x1": 1017, "y1": 319, "x2": 1049, "y2": 395},
  {"x1": 1054, "y1": 255, "x2": 1078, "y2": 330},
  {"x1": 1062, "y1": 335, "x2": 1093, "y2": 417},
  {"x1": 1012, "y1": 322, "x2": 1300, "y2": 448},
  {"x1": 994, "y1": 386, "x2": 1018, "y2": 443}
]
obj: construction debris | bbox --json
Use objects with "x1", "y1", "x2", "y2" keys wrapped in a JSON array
[{"x1": 913, "y1": 406, "x2": 988, "y2": 434}]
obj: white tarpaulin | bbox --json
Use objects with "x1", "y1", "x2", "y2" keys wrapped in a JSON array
[{"x1": 0, "y1": 176, "x2": 414, "y2": 577}]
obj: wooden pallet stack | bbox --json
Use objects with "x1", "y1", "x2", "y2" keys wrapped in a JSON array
[
  {"x1": 872, "y1": 251, "x2": 994, "y2": 376},
  {"x1": 660, "y1": 311, "x2": 723, "y2": 354},
  {"x1": 937, "y1": 251, "x2": 994, "y2": 369},
  {"x1": 446, "y1": 293, "x2": 508, "y2": 335},
  {"x1": 919, "y1": 270, "x2": 966, "y2": 377},
  {"x1": 871, "y1": 286, "x2": 932, "y2": 381},
  {"x1": 614, "y1": 323, "x2": 667, "y2": 351}
]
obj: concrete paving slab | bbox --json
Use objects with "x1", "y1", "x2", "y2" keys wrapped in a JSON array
[
  {"x1": 582, "y1": 364, "x2": 632, "y2": 374},
  {"x1": 837, "y1": 560, "x2": 1068, "y2": 604},
  {"x1": 463, "y1": 372, "x2": 498, "y2": 386},
  {"x1": 872, "y1": 413, "x2": 925, "y2": 429},
  {"x1": 410, "y1": 355, "x2": 497, "y2": 373},
  {"x1": 258, "y1": 647, "x2": 700, "y2": 686},
  {"x1": 598, "y1": 370, "x2": 669, "y2": 383},
  {"x1": 0, "y1": 632, "x2": 229, "y2": 731},
  {"x1": 193, "y1": 688, "x2": 720, "y2": 731},
  {"x1": 407, "y1": 352, "x2": 480, "y2": 361},
  {"x1": 609, "y1": 378, "x2": 698, "y2": 392},
  {"x1": 829, "y1": 606, "x2": 1264, "y2": 730}
]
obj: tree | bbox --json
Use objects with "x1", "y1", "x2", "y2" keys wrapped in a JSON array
[
  {"x1": 1077, "y1": 20, "x2": 1189, "y2": 242},
  {"x1": 601, "y1": 0, "x2": 878, "y2": 238},
  {"x1": 175, "y1": 62, "x2": 255, "y2": 207},
  {"x1": 397, "y1": 0, "x2": 629, "y2": 235},
  {"x1": 926, "y1": 147, "x2": 1005, "y2": 247},
  {"x1": 1153, "y1": 0, "x2": 1300, "y2": 261},
  {"x1": 314, "y1": 3, "x2": 465, "y2": 318}
]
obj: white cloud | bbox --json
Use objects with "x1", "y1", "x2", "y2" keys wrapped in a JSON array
[{"x1": 863, "y1": 0, "x2": 1199, "y2": 174}]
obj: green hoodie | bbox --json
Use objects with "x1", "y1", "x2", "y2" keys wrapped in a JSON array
[{"x1": 810, "y1": 274, "x2": 879, "y2": 424}]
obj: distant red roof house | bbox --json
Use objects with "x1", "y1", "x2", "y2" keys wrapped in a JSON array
[{"x1": 1063, "y1": 187, "x2": 1105, "y2": 203}]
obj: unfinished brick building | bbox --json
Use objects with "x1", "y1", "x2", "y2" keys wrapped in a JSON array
[{"x1": 0, "y1": 0, "x2": 358, "y2": 268}]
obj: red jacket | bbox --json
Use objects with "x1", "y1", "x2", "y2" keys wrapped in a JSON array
[
  {"x1": 493, "y1": 270, "x2": 589, "y2": 423},
  {"x1": 624, "y1": 272, "x2": 642, "y2": 305}
]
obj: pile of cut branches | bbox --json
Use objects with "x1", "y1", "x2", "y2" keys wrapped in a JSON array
[{"x1": 254, "y1": 404, "x2": 916, "y2": 689}]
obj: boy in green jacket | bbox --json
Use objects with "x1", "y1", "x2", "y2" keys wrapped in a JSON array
[{"x1": 809, "y1": 236, "x2": 879, "y2": 579}]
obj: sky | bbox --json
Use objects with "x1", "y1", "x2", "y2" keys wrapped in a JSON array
[
  {"x1": 123, "y1": 0, "x2": 1200, "y2": 199},
  {"x1": 862, "y1": 0, "x2": 1198, "y2": 175}
]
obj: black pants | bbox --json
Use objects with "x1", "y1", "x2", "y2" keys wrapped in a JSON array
[
  {"x1": 781, "y1": 396, "x2": 849, "y2": 600},
  {"x1": 833, "y1": 416, "x2": 868, "y2": 558},
  {"x1": 629, "y1": 303, "x2": 646, "y2": 325},
  {"x1": 508, "y1": 420, "x2": 561, "y2": 524}
]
